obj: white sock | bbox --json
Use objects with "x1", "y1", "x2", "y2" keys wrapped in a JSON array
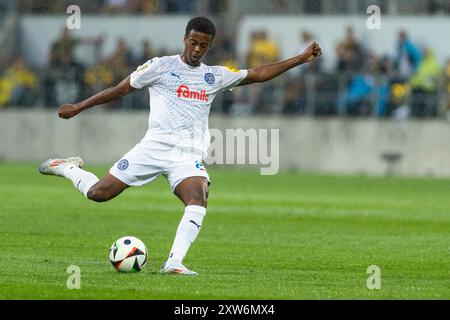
[
  {"x1": 168, "y1": 205, "x2": 206, "y2": 264},
  {"x1": 63, "y1": 165, "x2": 99, "y2": 198}
]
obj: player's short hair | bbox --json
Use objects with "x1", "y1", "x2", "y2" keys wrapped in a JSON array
[{"x1": 185, "y1": 16, "x2": 216, "y2": 39}]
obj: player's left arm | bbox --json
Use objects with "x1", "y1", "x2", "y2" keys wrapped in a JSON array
[{"x1": 238, "y1": 41, "x2": 322, "y2": 86}]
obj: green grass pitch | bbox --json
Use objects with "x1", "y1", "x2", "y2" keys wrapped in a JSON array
[{"x1": 0, "y1": 162, "x2": 448, "y2": 299}]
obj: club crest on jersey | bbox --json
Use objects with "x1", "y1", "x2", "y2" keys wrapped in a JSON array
[
  {"x1": 177, "y1": 85, "x2": 209, "y2": 102},
  {"x1": 204, "y1": 73, "x2": 215, "y2": 85},
  {"x1": 117, "y1": 159, "x2": 129, "y2": 170},
  {"x1": 195, "y1": 160, "x2": 206, "y2": 171}
]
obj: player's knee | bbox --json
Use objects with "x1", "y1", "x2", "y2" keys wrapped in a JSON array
[
  {"x1": 87, "y1": 187, "x2": 112, "y2": 202},
  {"x1": 185, "y1": 190, "x2": 207, "y2": 207}
]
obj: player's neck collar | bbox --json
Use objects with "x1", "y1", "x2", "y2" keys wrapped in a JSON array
[{"x1": 177, "y1": 54, "x2": 203, "y2": 69}]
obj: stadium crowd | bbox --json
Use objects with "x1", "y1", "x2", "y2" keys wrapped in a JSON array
[
  {"x1": 12, "y1": 0, "x2": 450, "y2": 15},
  {"x1": 1, "y1": 24, "x2": 449, "y2": 120},
  {"x1": 0, "y1": 0, "x2": 449, "y2": 119},
  {"x1": 13, "y1": 0, "x2": 228, "y2": 15}
]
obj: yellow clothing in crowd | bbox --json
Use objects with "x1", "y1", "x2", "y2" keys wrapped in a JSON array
[
  {"x1": 0, "y1": 66, "x2": 37, "y2": 106},
  {"x1": 248, "y1": 38, "x2": 279, "y2": 68}
]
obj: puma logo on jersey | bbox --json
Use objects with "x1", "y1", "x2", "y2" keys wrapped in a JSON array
[
  {"x1": 170, "y1": 72, "x2": 181, "y2": 80},
  {"x1": 176, "y1": 85, "x2": 209, "y2": 102}
]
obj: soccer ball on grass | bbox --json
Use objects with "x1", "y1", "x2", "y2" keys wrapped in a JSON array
[{"x1": 109, "y1": 236, "x2": 148, "y2": 273}]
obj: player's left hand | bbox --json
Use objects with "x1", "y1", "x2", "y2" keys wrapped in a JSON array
[{"x1": 302, "y1": 41, "x2": 323, "y2": 63}]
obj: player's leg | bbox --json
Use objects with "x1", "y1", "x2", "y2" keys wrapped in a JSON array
[
  {"x1": 161, "y1": 176, "x2": 209, "y2": 275},
  {"x1": 39, "y1": 157, "x2": 128, "y2": 201},
  {"x1": 86, "y1": 174, "x2": 129, "y2": 202},
  {"x1": 174, "y1": 176, "x2": 209, "y2": 207}
]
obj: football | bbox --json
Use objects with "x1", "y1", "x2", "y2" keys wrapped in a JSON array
[{"x1": 109, "y1": 236, "x2": 148, "y2": 273}]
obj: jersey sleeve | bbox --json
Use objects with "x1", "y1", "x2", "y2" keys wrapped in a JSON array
[
  {"x1": 130, "y1": 57, "x2": 164, "y2": 89},
  {"x1": 218, "y1": 66, "x2": 248, "y2": 92}
]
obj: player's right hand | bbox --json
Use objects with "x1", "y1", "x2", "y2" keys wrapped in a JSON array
[{"x1": 58, "y1": 103, "x2": 80, "y2": 119}]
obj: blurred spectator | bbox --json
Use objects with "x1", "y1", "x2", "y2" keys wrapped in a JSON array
[
  {"x1": 219, "y1": 52, "x2": 240, "y2": 71},
  {"x1": 394, "y1": 30, "x2": 422, "y2": 82},
  {"x1": 208, "y1": 0, "x2": 229, "y2": 15},
  {"x1": 281, "y1": 30, "x2": 331, "y2": 115},
  {"x1": 50, "y1": 27, "x2": 81, "y2": 67},
  {"x1": 83, "y1": 58, "x2": 115, "y2": 99},
  {"x1": 337, "y1": 67, "x2": 375, "y2": 116},
  {"x1": 138, "y1": 40, "x2": 157, "y2": 64},
  {"x1": 128, "y1": 0, "x2": 159, "y2": 14},
  {"x1": 229, "y1": 87, "x2": 253, "y2": 116},
  {"x1": 217, "y1": 52, "x2": 241, "y2": 114},
  {"x1": 282, "y1": 76, "x2": 304, "y2": 114},
  {"x1": 246, "y1": 31, "x2": 279, "y2": 67},
  {"x1": 246, "y1": 31, "x2": 280, "y2": 114},
  {"x1": 51, "y1": 52, "x2": 85, "y2": 106},
  {"x1": 45, "y1": 27, "x2": 101, "y2": 106},
  {"x1": 299, "y1": 30, "x2": 314, "y2": 53},
  {"x1": 336, "y1": 26, "x2": 364, "y2": 73},
  {"x1": 205, "y1": 31, "x2": 235, "y2": 66},
  {"x1": 372, "y1": 55, "x2": 394, "y2": 117},
  {"x1": 409, "y1": 48, "x2": 441, "y2": 117},
  {"x1": 49, "y1": 26, "x2": 102, "y2": 66},
  {"x1": 16, "y1": 0, "x2": 53, "y2": 14},
  {"x1": 282, "y1": 58, "x2": 327, "y2": 115},
  {"x1": 0, "y1": 53, "x2": 8, "y2": 74},
  {"x1": 388, "y1": 82, "x2": 411, "y2": 120},
  {"x1": 102, "y1": 0, "x2": 159, "y2": 14},
  {"x1": 112, "y1": 38, "x2": 134, "y2": 66},
  {"x1": 109, "y1": 38, "x2": 134, "y2": 81},
  {"x1": 290, "y1": 30, "x2": 316, "y2": 77},
  {"x1": 274, "y1": 0, "x2": 288, "y2": 13},
  {"x1": 427, "y1": 0, "x2": 450, "y2": 14},
  {"x1": 101, "y1": 0, "x2": 130, "y2": 14},
  {"x1": 94, "y1": 38, "x2": 134, "y2": 109},
  {"x1": 165, "y1": 0, "x2": 197, "y2": 13},
  {"x1": 0, "y1": 57, "x2": 37, "y2": 107}
]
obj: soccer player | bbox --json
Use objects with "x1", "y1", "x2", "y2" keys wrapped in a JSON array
[{"x1": 39, "y1": 17, "x2": 322, "y2": 275}]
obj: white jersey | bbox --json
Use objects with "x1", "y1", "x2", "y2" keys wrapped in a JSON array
[{"x1": 130, "y1": 54, "x2": 248, "y2": 158}]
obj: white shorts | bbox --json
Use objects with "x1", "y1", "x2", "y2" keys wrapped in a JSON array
[{"x1": 109, "y1": 140, "x2": 210, "y2": 192}]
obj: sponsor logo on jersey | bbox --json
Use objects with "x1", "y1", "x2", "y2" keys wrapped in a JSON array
[
  {"x1": 117, "y1": 159, "x2": 129, "y2": 170},
  {"x1": 170, "y1": 71, "x2": 181, "y2": 80},
  {"x1": 177, "y1": 85, "x2": 209, "y2": 102},
  {"x1": 204, "y1": 73, "x2": 215, "y2": 84}
]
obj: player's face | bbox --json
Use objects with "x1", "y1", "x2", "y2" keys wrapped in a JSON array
[{"x1": 183, "y1": 30, "x2": 213, "y2": 66}]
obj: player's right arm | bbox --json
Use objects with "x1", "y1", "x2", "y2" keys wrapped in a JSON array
[
  {"x1": 58, "y1": 76, "x2": 136, "y2": 119},
  {"x1": 58, "y1": 76, "x2": 135, "y2": 119},
  {"x1": 59, "y1": 57, "x2": 163, "y2": 119}
]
